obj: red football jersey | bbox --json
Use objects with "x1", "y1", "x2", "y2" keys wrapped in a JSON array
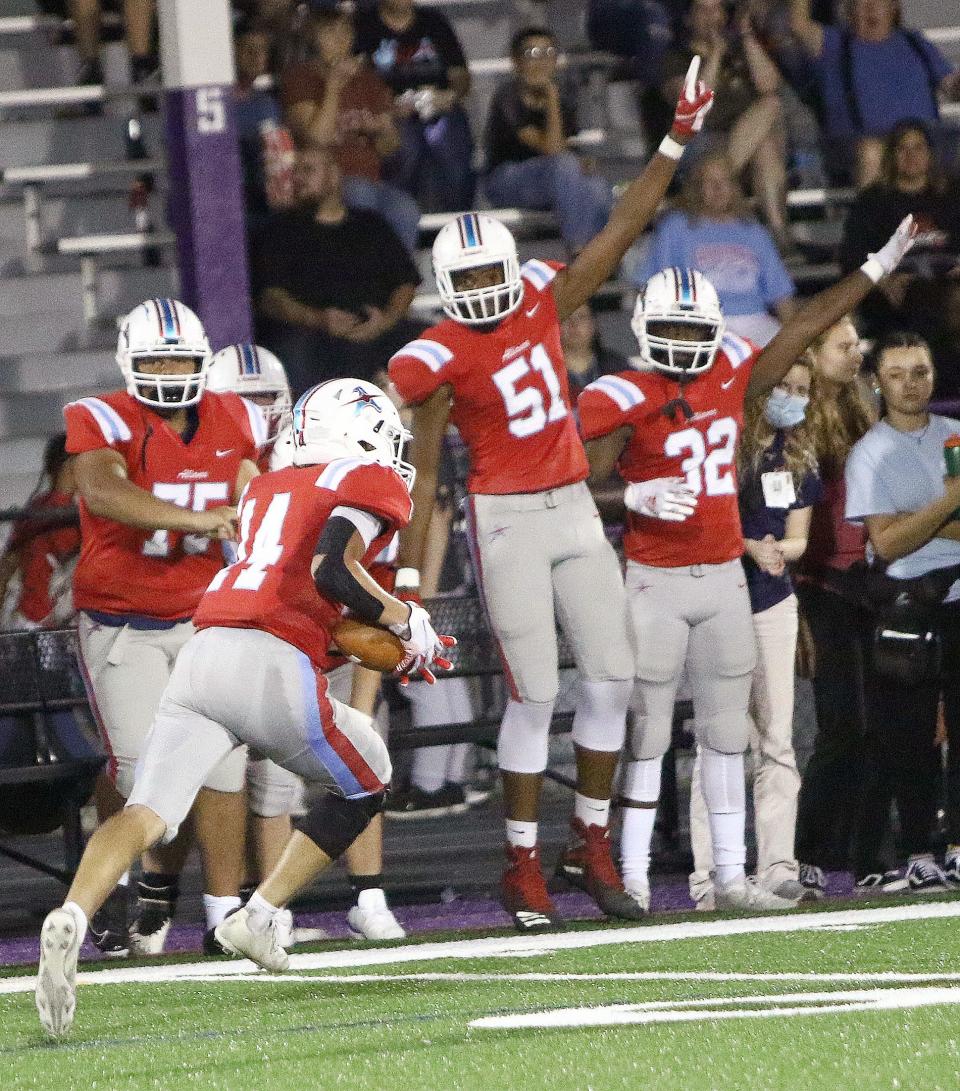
[
  {"x1": 388, "y1": 259, "x2": 589, "y2": 495},
  {"x1": 194, "y1": 458, "x2": 413, "y2": 668},
  {"x1": 64, "y1": 390, "x2": 260, "y2": 620},
  {"x1": 578, "y1": 332, "x2": 759, "y2": 567},
  {"x1": 9, "y1": 490, "x2": 80, "y2": 625}
]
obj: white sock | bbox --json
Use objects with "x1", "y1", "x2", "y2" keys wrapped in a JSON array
[
  {"x1": 505, "y1": 819, "x2": 537, "y2": 849},
  {"x1": 410, "y1": 744, "x2": 448, "y2": 794},
  {"x1": 244, "y1": 892, "x2": 280, "y2": 935},
  {"x1": 445, "y1": 742, "x2": 471, "y2": 784},
  {"x1": 357, "y1": 887, "x2": 388, "y2": 912},
  {"x1": 700, "y1": 748, "x2": 746, "y2": 886},
  {"x1": 203, "y1": 893, "x2": 241, "y2": 930},
  {"x1": 574, "y1": 793, "x2": 610, "y2": 827},
  {"x1": 620, "y1": 806, "x2": 656, "y2": 888},
  {"x1": 63, "y1": 900, "x2": 88, "y2": 942}
]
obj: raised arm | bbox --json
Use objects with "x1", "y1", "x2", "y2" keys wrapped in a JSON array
[
  {"x1": 551, "y1": 57, "x2": 714, "y2": 321},
  {"x1": 788, "y1": 0, "x2": 825, "y2": 57},
  {"x1": 748, "y1": 216, "x2": 917, "y2": 395}
]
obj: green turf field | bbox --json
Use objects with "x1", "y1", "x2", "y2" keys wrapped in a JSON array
[{"x1": 5, "y1": 900, "x2": 960, "y2": 1090}]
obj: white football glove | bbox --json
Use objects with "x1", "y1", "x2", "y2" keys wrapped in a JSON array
[
  {"x1": 624, "y1": 478, "x2": 698, "y2": 522},
  {"x1": 388, "y1": 603, "x2": 456, "y2": 685},
  {"x1": 861, "y1": 214, "x2": 917, "y2": 283}
]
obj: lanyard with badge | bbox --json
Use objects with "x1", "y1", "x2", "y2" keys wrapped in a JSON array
[{"x1": 761, "y1": 471, "x2": 796, "y2": 508}]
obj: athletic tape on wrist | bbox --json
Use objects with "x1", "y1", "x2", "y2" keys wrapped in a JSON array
[
  {"x1": 860, "y1": 257, "x2": 885, "y2": 284},
  {"x1": 658, "y1": 135, "x2": 685, "y2": 161}
]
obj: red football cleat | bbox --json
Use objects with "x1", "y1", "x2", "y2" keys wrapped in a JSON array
[
  {"x1": 556, "y1": 818, "x2": 647, "y2": 920},
  {"x1": 501, "y1": 844, "x2": 563, "y2": 932}
]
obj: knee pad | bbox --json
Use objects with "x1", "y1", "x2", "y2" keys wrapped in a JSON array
[
  {"x1": 497, "y1": 699, "x2": 555, "y2": 774},
  {"x1": 696, "y1": 708, "x2": 751, "y2": 755},
  {"x1": 246, "y1": 759, "x2": 304, "y2": 819},
  {"x1": 295, "y1": 789, "x2": 386, "y2": 861},
  {"x1": 571, "y1": 678, "x2": 632, "y2": 753},
  {"x1": 627, "y1": 702, "x2": 674, "y2": 762}
]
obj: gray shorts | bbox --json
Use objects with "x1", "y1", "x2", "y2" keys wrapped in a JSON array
[
  {"x1": 77, "y1": 613, "x2": 246, "y2": 797},
  {"x1": 127, "y1": 628, "x2": 390, "y2": 840},
  {"x1": 464, "y1": 481, "x2": 633, "y2": 704},
  {"x1": 626, "y1": 559, "x2": 757, "y2": 759}
]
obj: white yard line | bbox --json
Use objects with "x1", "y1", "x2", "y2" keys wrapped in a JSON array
[
  {"x1": 471, "y1": 986, "x2": 960, "y2": 1029},
  {"x1": 3, "y1": 899, "x2": 960, "y2": 997}
]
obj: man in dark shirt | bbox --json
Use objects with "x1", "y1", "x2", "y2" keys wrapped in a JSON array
[
  {"x1": 484, "y1": 26, "x2": 612, "y2": 254},
  {"x1": 353, "y1": 0, "x2": 475, "y2": 211},
  {"x1": 252, "y1": 146, "x2": 422, "y2": 396}
]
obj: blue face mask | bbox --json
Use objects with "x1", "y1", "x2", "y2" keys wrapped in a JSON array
[{"x1": 764, "y1": 388, "x2": 809, "y2": 429}]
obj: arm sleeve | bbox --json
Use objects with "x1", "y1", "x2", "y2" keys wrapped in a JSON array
[
  {"x1": 844, "y1": 443, "x2": 893, "y2": 522},
  {"x1": 330, "y1": 505, "x2": 384, "y2": 549},
  {"x1": 389, "y1": 336, "x2": 454, "y2": 406},
  {"x1": 577, "y1": 377, "x2": 641, "y2": 441}
]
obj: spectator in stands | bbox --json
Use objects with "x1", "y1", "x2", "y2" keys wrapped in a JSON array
[
  {"x1": 840, "y1": 121, "x2": 960, "y2": 394},
  {"x1": 690, "y1": 358, "x2": 822, "y2": 904},
  {"x1": 635, "y1": 152, "x2": 797, "y2": 345},
  {"x1": 845, "y1": 332, "x2": 960, "y2": 892},
  {"x1": 793, "y1": 316, "x2": 877, "y2": 895},
  {"x1": 483, "y1": 27, "x2": 613, "y2": 256},
  {"x1": 789, "y1": 0, "x2": 960, "y2": 188},
  {"x1": 587, "y1": 0, "x2": 686, "y2": 145},
  {"x1": 68, "y1": 0, "x2": 157, "y2": 92},
  {"x1": 0, "y1": 435, "x2": 79, "y2": 631},
  {"x1": 560, "y1": 304, "x2": 628, "y2": 399},
  {"x1": 661, "y1": 0, "x2": 789, "y2": 245},
  {"x1": 233, "y1": 21, "x2": 291, "y2": 235},
  {"x1": 281, "y1": 7, "x2": 421, "y2": 253},
  {"x1": 353, "y1": 0, "x2": 475, "y2": 212},
  {"x1": 252, "y1": 146, "x2": 422, "y2": 396}
]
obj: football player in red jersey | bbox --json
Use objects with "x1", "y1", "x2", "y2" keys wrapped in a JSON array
[
  {"x1": 578, "y1": 217, "x2": 917, "y2": 913},
  {"x1": 389, "y1": 60, "x2": 714, "y2": 931},
  {"x1": 207, "y1": 342, "x2": 291, "y2": 472},
  {"x1": 63, "y1": 297, "x2": 260, "y2": 958},
  {"x1": 36, "y1": 379, "x2": 453, "y2": 1037}
]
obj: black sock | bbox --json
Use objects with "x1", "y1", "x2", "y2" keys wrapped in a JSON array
[
  {"x1": 137, "y1": 872, "x2": 180, "y2": 916},
  {"x1": 239, "y1": 883, "x2": 256, "y2": 905},
  {"x1": 349, "y1": 873, "x2": 383, "y2": 898}
]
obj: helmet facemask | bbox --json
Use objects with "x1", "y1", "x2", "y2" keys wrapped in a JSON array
[
  {"x1": 643, "y1": 317, "x2": 723, "y2": 379},
  {"x1": 436, "y1": 258, "x2": 523, "y2": 325},
  {"x1": 125, "y1": 354, "x2": 209, "y2": 409}
]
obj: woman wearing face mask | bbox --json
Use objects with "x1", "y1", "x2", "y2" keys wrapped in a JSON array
[
  {"x1": 792, "y1": 315, "x2": 878, "y2": 895},
  {"x1": 688, "y1": 360, "x2": 821, "y2": 904}
]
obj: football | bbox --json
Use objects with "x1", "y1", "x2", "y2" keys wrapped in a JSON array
[{"x1": 332, "y1": 618, "x2": 406, "y2": 672}]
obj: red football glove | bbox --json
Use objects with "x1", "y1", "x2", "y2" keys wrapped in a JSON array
[{"x1": 671, "y1": 55, "x2": 713, "y2": 140}]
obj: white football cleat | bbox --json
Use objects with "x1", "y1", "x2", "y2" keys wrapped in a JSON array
[
  {"x1": 715, "y1": 876, "x2": 800, "y2": 911},
  {"x1": 215, "y1": 907, "x2": 289, "y2": 972},
  {"x1": 128, "y1": 915, "x2": 171, "y2": 956},
  {"x1": 274, "y1": 908, "x2": 295, "y2": 949},
  {"x1": 347, "y1": 889, "x2": 406, "y2": 941},
  {"x1": 36, "y1": 907, "x2": 83, "y2": 1038}
]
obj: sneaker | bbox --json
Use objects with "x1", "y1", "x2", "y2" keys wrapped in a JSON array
[
  {"x1": 385, "y1": 785, "x2": 457, "y2": 820},
  {"x1": 36, "y1": 907, "x2": 82, "y2": 1038},
  {"x1": 799, "y1": 863, "x2": 826, "y2": 896},
  {"x1": 556, "y1": 819, "x2": 646, "y2": 920},
  {"x1": 128, "y1": 906, "x2": 172, "y2": 956},
  {"x1": 347, "y1": 890, "x2": 406, "y2": 941},
  {"x1": 771, "y1": 878, "x2": 822, "y2": 902},
  {"x1": 715, "y1": 876, "x2": 800, "y2": 911},
  {"x1": 502, "y1": 844, "x2": 563, "y2": 932},
  {"x1": 906, "y1": 856, "x2": 951, "y2": 894},
  {"x1": 215, "y1": 907, "x2": 289, "y2": 972},
  {"x1": 89, "y1": 885, "x2": 129, "y2": 959},
  {"x1": 944, "y1": 849, "x2": 960, "y2": 888},
  {"x1": 855, "y1": 869, "x2": 907, "y2": 893}
]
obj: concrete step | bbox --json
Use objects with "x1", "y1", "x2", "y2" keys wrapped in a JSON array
[
  {"x1": 0, "y1": 192, "x2": 139, "y2": 249},
  {"x1": 0, "y1": 265, "x2": 176, "y2": 317},
  {"x1": 0, "y1": 312, "x2": 117, "y2": 356},
  {"x1": 903, "y1": 0, "x2": 960, "y2": 29},
  {"x1": 0, "y1": 41, "x2": 131, "y2": 93},
  {"x1": 0, "y1": 348, "x2": 115, "y2": 394},
  {"x1": 0, "y1": 111, "x2": 163, "y2": 168},
  {"x1": 0, "y1": 385, "x2": 110, "y2": 439},
  {"x1": 0, "y1": 436, "x2": 54, "y2": 508}
]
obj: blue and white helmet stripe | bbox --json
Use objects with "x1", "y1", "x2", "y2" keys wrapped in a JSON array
[{"x1": 239, "y1": 343, "x2": 261, "y2": 377}]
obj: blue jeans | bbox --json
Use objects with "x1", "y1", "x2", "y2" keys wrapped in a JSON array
[
  {"x1": 341, "y1": 175, "x2": 421, "y2": 254},
  {"x1": 484, "y1": 153, "x2": 613, "y2": 252},
  {"x1": 386, "y1": 107, "x2": 476, "y2": 213}
]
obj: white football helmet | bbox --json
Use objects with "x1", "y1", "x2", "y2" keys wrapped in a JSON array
[
  {"x1": 433, "y1": 212, "x2": 523, "y2": 325},
  {"x1": 116, "y1": 297, "x2": 211, "y2": 408},
  {"x1": 631, "y1": 268, "x2": 725, "y2": 378},
  {"x1": 207, "y1": 343, "x2": 292, "y2": 443},
  {"x1": 269, "y1": 421, "x2": 294, "y2": 471},
  {"x1": 292, "y1": 378, "x2": 415, "y2": 489}
]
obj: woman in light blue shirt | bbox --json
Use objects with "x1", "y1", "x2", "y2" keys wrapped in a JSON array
[{"x1": 635, "y1": 153, "x2": 796, "y2": 346}]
